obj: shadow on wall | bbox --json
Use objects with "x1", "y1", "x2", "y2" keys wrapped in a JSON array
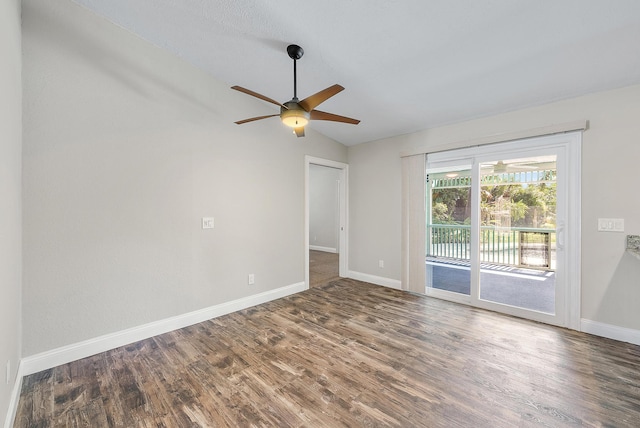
[{"x1": 23, "y1": 0, "x2": 221, "y2": 116}]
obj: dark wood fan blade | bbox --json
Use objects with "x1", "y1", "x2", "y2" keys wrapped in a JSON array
[
  {"x1": 231, "y1": 86, "x2": 287, "y2": 109},
  {"x1": 298, "y1": 84, "x2": 344, "y2": 112},
  {"x1": 310, "y1": 110, "x2": 360, "y2": 125},
  {"x1": 294, "y1": 126, "x2": 305, "y2": 138},
  {"x1": 235, "y1": 114, "x2": 279, "y2": 125}
]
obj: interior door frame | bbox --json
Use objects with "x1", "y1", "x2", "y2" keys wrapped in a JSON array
[
  {"x1": 425, "y1": 132, "x2": 581, "y2": 329},
  {"x1": 304, "y1": 156, "x2": 349, "y2": 288}
]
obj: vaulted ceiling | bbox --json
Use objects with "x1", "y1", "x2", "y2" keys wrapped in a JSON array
[{"x1": 72, "y1": 0, "x2": 640, "y2": 146}]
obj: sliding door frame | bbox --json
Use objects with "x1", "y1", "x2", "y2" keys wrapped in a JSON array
[{"x1": 426, "y1": 132, "x2": 581, "y2": 329}]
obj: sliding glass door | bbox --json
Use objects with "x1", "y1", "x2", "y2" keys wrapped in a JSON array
[
  {"x1": 426, "y1": 164, "x2": 473, "y2": 297},
  {"x1": 478, "y1": 155, "x2": 557, "y2": 313},
  {"x1": 425, "y1": 133, "x2": 580, "y2": 327}
]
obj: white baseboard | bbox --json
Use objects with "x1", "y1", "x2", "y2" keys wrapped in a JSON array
[
  {"x1": 581, "y1": 319, "x2": 640, "y2": 346},
  {"x1": 309, "y1": 245, "x2": 337, "y2": 253},
  {"x1": 20, "y1": 282, "x2": 307, "y2": 377},
  {"x1": 347, "y1": 270, "x2": 402, "y2": 290},
  {"x1": 4, "y1": 360, "x2": 24, "y2": 428}
]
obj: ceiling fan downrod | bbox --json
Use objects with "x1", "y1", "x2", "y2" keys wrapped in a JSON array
[{"x1": 287, "y1": 44, "x2": 304, "y2": 100}]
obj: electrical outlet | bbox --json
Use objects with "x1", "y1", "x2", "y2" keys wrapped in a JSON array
[
  {"x1": 379, "y1": 260, "x2": 384, "y2": 268},
  {"x1": 248, "y1": 274, "x2": 255, "y2": 285}
]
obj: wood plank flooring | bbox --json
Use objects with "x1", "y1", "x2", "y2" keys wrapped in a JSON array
[
  {"x1": 14, "y1": 278, "x2": 640, "y2": 427},
  {"x1": 309, "y1": 250, "x2": 339, "y2": 288}
]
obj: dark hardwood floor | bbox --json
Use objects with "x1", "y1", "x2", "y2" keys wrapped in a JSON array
[{"x1": 14, "y1": 276, "x2": 640, "y2": 427}]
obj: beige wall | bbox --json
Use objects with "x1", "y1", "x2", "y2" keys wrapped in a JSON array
[
  {"x1": 22, "y1": 0, "x2": 347, "y2": 356},
  {"x1": 349, "y1": 138, "x2": 403, "y2": 280},
  {"x1": 0, "y1": 0, "x2": 22, "y2": 422},
  {"x1": 349, "y1": 84, "x2": 640, "y2": 331}
]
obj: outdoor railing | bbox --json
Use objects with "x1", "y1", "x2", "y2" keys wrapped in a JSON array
[{"x1": 427, "y1": 224, "x2": 555, "y2": 269}]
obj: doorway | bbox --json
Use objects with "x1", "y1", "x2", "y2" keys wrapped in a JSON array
[
  {"x1": 425, "y1": 133, "x2": 581, "y2": 328},
  {"x1": 305, "y1": 156, "x2": 348, "y2": 289}
]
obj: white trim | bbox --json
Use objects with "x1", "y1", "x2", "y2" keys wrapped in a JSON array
[
  {"x1": 19, "y1": 282, "x2": 306, "y2": 376},
  {"x1": 401, "y1": 120, "x2": 588, "y2": 158},
  {"x1": 348, "y1": 271, "x2": 402, "y2": 290},
  {"x1": 305, "y1": 156, "x2": 349, "y2": 171},
  {"x1": 581, "y1": 319, "x2": 640, "y2": 346},
  {"x1": 309, "y1": 245, "x2": 337, "y2": 253},
  {"x1": 4, "y1": 360, "x2": 24, "y2": 428},
  {"x1": 425, "y1": 287, "x2": 471, "y2": 305}
]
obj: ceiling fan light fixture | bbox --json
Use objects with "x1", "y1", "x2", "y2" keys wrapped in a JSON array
[
  {"x1": 280, "y1": 108, "x2": 309, "y2": 128},
  {"x1": 494, "y1": 161, "x2": 507, "y2": 173}
]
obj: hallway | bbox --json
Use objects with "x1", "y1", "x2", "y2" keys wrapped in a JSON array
[{"x1": 309, "y1": 250, "x2": 340, "y2": 288}]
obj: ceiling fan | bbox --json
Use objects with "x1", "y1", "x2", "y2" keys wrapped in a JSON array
[{"x1": 231, "y1": 44, "x2": 360, "y2": 137}]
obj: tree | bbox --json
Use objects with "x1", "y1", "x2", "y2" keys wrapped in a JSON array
[
  {"x1": 430, "y1": 188, "x2": 470, "y2": 224},
  {"x1": 432, "y1": 202, "x2": 451, "y2": 224},
  {"x1": 480, "y1": 182, "x2": 556, "y2": 228},
  {"x1": 431, "y1": 180, "x2": 556, "y2": 229}
]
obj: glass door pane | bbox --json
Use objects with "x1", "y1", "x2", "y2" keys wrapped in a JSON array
[
  {"x1": 426, "y1": 165, "x2": 472, "y2": 297},
  {"x1": 478, "y1": 155, "x2": 557, "y2": 314}
]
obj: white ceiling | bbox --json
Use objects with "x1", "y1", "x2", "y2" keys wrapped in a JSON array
[{"x1": 72, "y1": 0, "x2": 640, "y2": 146}]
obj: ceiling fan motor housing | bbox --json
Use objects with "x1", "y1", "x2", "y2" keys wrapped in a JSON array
[{"x1": 280, "y1": 101, "x2": 310, "y2": 127}]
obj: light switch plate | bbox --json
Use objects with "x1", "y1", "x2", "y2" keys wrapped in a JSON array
[
  {"x1": 202, "y1": 217, "x2": 214, "y2": 229},
  {"x1": 598, "y1": 218, "x2": 624, "y2": 232}
]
